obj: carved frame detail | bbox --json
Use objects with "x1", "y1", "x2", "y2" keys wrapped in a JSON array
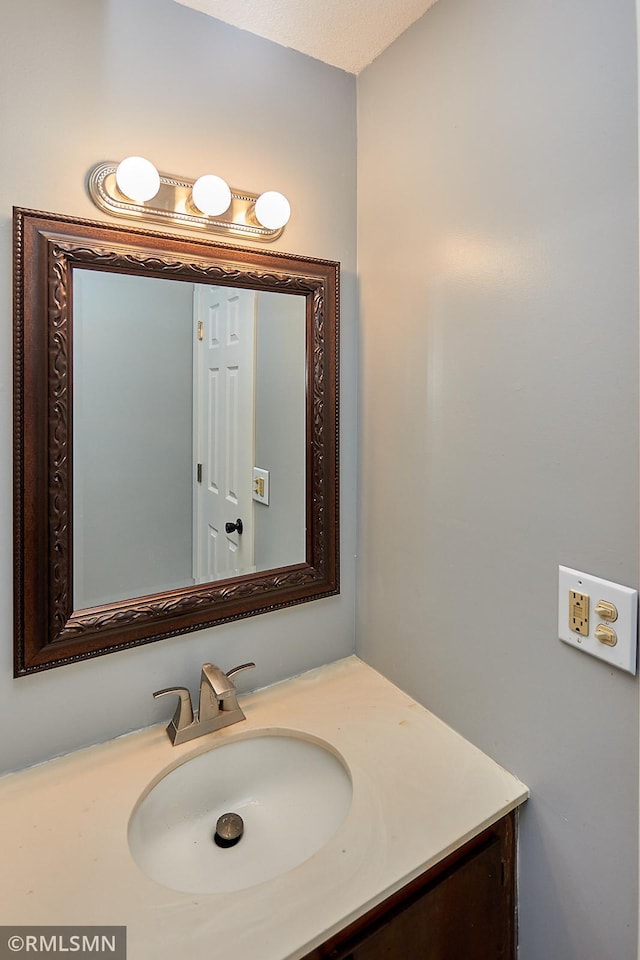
[{"x1": 14, "y1": 208, "x2": 339, "y2": 675}]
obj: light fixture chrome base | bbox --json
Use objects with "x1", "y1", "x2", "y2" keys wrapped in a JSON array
[{"x1": 87, "y1": 162, "x2": 284, "y2": 243}]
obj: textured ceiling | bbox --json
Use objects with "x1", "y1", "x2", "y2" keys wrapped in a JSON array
[{"x1": 173, "y1": 0, "x2": 439, "y2": 74}]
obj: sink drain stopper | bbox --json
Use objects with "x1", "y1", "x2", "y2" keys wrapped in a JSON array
[{"x1": 214, "y1": 812, "x2": 244, "y2": 848}]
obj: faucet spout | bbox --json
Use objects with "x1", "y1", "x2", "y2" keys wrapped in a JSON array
[{"x1": 199, "y1": 663, "x2": 234, "y2": 722}]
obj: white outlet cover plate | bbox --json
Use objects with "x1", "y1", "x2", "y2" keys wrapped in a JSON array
[{"x1": 558, "y1": 566, "x2": 638, "y2": 675}]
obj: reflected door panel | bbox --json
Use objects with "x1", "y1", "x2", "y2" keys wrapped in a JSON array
[{"x1": 194, "y1": 285, "x2": 256, "y2": 582}]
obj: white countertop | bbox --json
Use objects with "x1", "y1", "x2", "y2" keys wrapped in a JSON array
[{"x1": 0, "y1": 657, "x2": 528, "y2": 960}]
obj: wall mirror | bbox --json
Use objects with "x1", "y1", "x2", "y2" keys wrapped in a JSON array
[{"x1": 13, "y1": 208, "x2": 339, "y2": 676}]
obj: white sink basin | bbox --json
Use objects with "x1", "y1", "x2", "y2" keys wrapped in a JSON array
[{"x1": 128, "y1": 731, "x2": 353, "y2": 894}]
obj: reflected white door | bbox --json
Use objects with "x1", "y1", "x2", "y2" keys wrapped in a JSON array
[{"x1": 193, "y1": 285, "x2": 256, "y2": 582}]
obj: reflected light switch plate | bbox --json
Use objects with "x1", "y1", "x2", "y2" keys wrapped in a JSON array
[
  {"x1": 558, "y1": 566, "x2": 638, "y2": 675},
  {"x1": 252, "y1": 467, "x2": 270, "y2": 505}
]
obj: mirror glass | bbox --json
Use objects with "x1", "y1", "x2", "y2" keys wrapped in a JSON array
[
  {"x1": 73, "y1": 271, "x2": 306, "y2": 609},
  {"x1": 13, "y1": 208, "x2": 339, "y2": 676}
]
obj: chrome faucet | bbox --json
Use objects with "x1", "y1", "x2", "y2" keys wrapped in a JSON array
[{"x1": 153, "y1": 661, "x2": 256, "y2": 745}]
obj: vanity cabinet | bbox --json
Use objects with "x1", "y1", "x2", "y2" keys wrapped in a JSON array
[{"x1": 302, "y1": 812, "x2": 515, "y2": 960}]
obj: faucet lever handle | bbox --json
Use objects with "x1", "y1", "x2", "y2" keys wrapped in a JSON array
[
  {"x1": 219, "y1": 662, "x2": 256, "y2": 713},
  {"x1": 226, "y1": 662, "x2": 256, "y2": 681},
  {"x1": 153, "y1": 687, "x2": 194, "y2": 731}
]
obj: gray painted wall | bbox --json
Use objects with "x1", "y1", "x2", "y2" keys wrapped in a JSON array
[
  {"x1": 73, "y1": 271, "x2": 194, "y2": 607},
  {"x1": 255, "y1": 290, "x2": 306, "y2": 570},
  {"x1": 0, "y1": 0, "x2": 357, "y2": 774},
  {"x1": 357, "y1": 1, "x2": 639, "y2": 958}
]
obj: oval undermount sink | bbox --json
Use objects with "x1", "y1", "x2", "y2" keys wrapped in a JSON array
[{"x1": 128, "y1": 732, "x2": 352, "y2": 894}]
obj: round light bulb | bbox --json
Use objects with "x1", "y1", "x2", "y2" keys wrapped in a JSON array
[
  {"x1": 254, "y1": 191, "x2": 291, "y2": 230},
  {"x1": 115, "y1": 156, "x2": 160, "y2": 203},
  {"x1": 191, "y1": 175, "x2": 232, "y2": 217}
]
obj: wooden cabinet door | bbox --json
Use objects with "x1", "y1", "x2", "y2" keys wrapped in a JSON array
[{"x1": 303, "y1": 814, "x2": 515, "y2": 960}]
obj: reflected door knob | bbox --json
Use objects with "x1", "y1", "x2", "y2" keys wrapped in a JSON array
[{"x1": 225, "y1": 518, "x2": 243, "y2": 535}]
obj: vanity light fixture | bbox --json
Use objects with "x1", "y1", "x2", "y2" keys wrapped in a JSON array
[{"x1": 88, "y1": 158, "x2": 291, "y2": 242}]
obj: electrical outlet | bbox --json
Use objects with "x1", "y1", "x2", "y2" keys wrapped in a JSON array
[
  {"x1": 569, "y1": 590, "x2": 589, "y2": 636},
  {"x1": 558, "y1": 566, "x2": 638, "y2": 674}
]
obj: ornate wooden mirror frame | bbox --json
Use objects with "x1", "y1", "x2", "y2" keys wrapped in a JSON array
[{"x1": 13, "y1": 208, "x2": 339, "y2": 676}]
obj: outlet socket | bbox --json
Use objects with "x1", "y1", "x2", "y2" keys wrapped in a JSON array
[{"x1": 569, "y1": 590, "x2": 589, "y2": 636}]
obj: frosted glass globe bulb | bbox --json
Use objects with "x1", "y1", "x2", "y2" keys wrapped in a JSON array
[
  {"x1": 191, "y1": 175, "x2": 232, "y2": 217},
  {"x1": 254, "y1": 191, "x2": 291, "y2": 230},
  {"x1": 115, "y1": 157, "x2": 160, "y2": 203}
]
